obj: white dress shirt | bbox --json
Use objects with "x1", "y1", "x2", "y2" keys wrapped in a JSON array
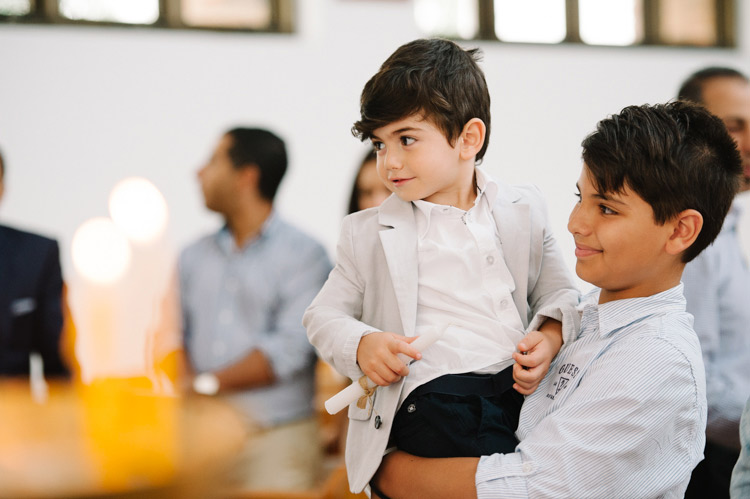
[{"x1": 402, "y1": 171, "x2": 526, "y2": 405}]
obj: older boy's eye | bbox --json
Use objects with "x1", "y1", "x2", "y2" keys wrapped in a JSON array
[
  {"x1": 574, "y1": 192, "x2": 581, "y2": 201},
  {"x1": 372, "y1": 141, "x2": 385, "y2": 151},
  {"x1": 599, "y1": 205, "x2": 616, "y2": 215},
  {"x1": 401, "y1": 137, "x2": 415, "y2": 146}
]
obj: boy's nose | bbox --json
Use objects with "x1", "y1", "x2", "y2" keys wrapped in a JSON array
[
  {"x1": 567, "y1": 204, "x2": 589, "y2": 236},
  {"x1": 381, "y1": 149, "x2": 402, "y2": 171}
]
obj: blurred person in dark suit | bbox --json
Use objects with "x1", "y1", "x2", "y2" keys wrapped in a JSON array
[{"x1": 0, "y1": 147, "x2": 70, "y2": 378}]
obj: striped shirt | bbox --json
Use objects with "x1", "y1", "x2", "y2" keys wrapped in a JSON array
[
  {"x1": 476, "y1": 284, "x2": 707, "y2": 498},
  {"x1": 682, "y1": 202, "x2": 750, "y2": 450},
  {"x1": 179, "y1": 213, "x2": 332, "y2": 427}
]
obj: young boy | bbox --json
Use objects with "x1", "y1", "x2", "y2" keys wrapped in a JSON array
[
  {"x1": 371, "y1": 101, "x2": 742, "y2": 498},
  {"x1": 303, "y1": 38, "x2": 579, "y2": 494}
]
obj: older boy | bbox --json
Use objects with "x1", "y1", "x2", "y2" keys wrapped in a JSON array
[
  {"x1": 372, "y1": 101, "x2": 741, "y2": 498},
  {"x1": 304, "y1": 38, "x2": 579, "y2": 494}
]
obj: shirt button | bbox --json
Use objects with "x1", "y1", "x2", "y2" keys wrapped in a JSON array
[
  {"x1": 522, "y1": 463, "x2": 534, "y2": 473},
  {"x1": 486, "y1": 255, "x2": 495, "y2": 265},
  {"x1": 407, "y1": 403, "x2": 416, "y2": 413},
  {"x1": 374, "y1": 415, "x2": 382, "y2": 429}
]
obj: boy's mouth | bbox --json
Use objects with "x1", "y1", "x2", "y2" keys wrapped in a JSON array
[
  {"x1": 574, "y1": 243, "x2": 601, "y2": 258},
  {"x1": 390, "y1": 177, "x2": 414, "y2": 186}
]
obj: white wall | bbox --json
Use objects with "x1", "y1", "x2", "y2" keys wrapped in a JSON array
[{"x1": 1, "y1": 0, "x2": 748, "y2": 293}]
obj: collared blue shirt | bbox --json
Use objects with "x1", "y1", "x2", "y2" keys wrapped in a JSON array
[
  {"x1": 179, "y1": 213, "x2": 332, "y2": 427},
  {"x1": 476, "y1": 285, "x2": 707, "y2": 498},
  {"x1": 682, "y1": 202, "x2": 750, "y2": 450}
]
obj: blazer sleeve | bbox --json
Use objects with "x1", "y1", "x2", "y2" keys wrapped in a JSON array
[
  {"x1": 303, "y1": 215, "x2": 379, "y2": 381},
  {"x1": 524, "y1": 187, "x2": 581, "y2": 344},
  {"x1": 35, "y1": 239, "x2": 69, "y2": 377}
]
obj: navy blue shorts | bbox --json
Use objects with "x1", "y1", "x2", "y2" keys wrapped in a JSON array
[{"x1": 390, "y1": 366, "x2": 523, "y2": 458}]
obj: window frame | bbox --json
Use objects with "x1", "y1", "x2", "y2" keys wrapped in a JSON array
[
  {"x1": 473, "y1": 0, "x2": 734, "y2": 48},
  {"x1": 0, "y1": 0, "x2": 295, "y2": 34}
]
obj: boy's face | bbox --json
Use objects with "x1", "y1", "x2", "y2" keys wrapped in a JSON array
[
  {"x1": 568, "y1": 166, "x2": 677, "y2": 303},
  {"x1": 371, "y1": 115, "x2": 473, "y2": 207}
]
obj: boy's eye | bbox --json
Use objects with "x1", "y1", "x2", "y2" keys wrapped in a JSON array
[
  {"x1": 599, "y1": 205, "x2": 617, "y2": 215},
  {"x1": 372, "y1": 141, "x2": 385, "y2": 151},
  {"x1": 574, "y1": 191, "x2": 581, "y2": 201},
  {"x1": 400, "y1": 136, "x2": 415, "y2": 146}
]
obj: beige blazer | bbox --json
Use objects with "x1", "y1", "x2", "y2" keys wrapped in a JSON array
[{"x1": 303, "y1": 179, "x2": 579, "y2": 493}]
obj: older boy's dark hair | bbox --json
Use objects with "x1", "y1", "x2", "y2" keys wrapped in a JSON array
[
  {"x1": 582, "y1": 101, "x2": 741, "y2": 263},
  {"x1": 352, "y1": 38, "x2": 491, "y2": 162},
  {"x1": 225, "y1": 127, "x2": 287, "y2": 202},
  {"x1": 678, "y1": 66, "x2": 749, "y2": 104}
]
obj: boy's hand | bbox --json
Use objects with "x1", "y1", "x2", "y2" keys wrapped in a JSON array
[
  {"x1": 357, "y1": 332, "x2": 422, "y2": 386},
  {"x1": 512, "y1": 319, "x2": 563, "y2": 395}
]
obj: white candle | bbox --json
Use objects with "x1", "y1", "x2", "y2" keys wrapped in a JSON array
[{"x1": 324, "y1": 325, "x2": 446, "y2": 415}]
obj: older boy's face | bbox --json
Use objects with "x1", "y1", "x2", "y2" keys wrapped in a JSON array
[
  {"x1": 701, "y1": 77, "x2": 750, "y2": 191},
  {"x1": 370, "y1": 115, "x2": 473, "y2": 208},
  {"x1": 568, "y1": 166, "x2": 677, "y2": 304}
]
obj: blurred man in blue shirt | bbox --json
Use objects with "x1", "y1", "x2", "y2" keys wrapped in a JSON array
[{"x1": 179, "y1": 128, "x2": 332, "y2": 491}]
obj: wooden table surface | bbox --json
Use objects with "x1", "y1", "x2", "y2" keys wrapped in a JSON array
[{"x1": 0, "y1": 379, "x2": 246, "y2": 498}]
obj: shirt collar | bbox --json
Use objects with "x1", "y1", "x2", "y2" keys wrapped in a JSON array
[
  {"x1": 580, "y1": 284, "x2": 686, "y2": 338},
  {"x1": 215, "y1": 211, "x2": 277, "y2": 254}
]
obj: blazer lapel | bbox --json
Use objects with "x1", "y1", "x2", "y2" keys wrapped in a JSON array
[
  {"x1": 493, "y1": 184, "x2": 531, "y2": 326},
  {"x1": 378, "y1": 197, "x2": 419, "y2": 337}
]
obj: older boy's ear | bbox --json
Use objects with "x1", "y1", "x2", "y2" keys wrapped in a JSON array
[
  {"x1": 458, "y1": 118, "x2": 486, "y2": 160},
  {"x1": 665, "y1": 209, "x2": 703, "y2": 256}
]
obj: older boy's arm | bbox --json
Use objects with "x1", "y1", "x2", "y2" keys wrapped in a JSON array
[
  {"x1": 512, "y1": 319, "x2": 562, "y2": 394},
  {"x1": 373, "y1": 451, "x2": 479, "y2": 499}
]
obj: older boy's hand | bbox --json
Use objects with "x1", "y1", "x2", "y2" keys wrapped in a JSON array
[
  {"x1": 512, "y1": 319, "x2": 563, "y2": 395},
  {"x1": 357, "y1": 332, "x2": 422, "y2": 386}
]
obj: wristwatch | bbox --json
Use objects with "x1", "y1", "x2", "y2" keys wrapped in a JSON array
[{"x1": 192, "y1": 372, "x2": 220, "y2": 396}]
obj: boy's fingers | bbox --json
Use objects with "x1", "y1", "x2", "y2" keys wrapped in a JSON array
[
  {"x1": 391, "y1": 337, "x2": 422, "y2": 361},
  {"x1": 513, "y1": 362, "x2": 538, "y2": 382},
  {"x1": 513, "y1": 381, "x2": 537, "y2": 395},
  {"x1": 513, "y1": 350, "x2": 541, "y2": 369},
  {"x1": 517, "y1": 330, "x2": 543, "y2": 353},
  {"x1": 385, "y1": 354, "x2": 411, "y2": 377}
]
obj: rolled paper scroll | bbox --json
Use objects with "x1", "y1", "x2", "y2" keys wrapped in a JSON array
[{"x1": 323, "y1": 325, "x2": 446, "y2": 415}]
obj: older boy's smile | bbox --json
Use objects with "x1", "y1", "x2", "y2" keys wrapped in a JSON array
[
  {"x1": 573, "y1": 242, "x2": 601, "y2": 258},
  {"x1": 568, "y1": 165, "x2": 678, "y2": 304}
]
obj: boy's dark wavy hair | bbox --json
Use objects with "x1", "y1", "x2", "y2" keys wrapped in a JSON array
[
  {"x1": 352, "y1": 38, "x2": 491, "y2": 162},
  {"x1": 582, "y1": 101, "x2": 742, "y2": 263}
]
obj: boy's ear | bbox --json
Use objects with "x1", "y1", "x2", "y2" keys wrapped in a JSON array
[
  {"x1": 458, "y1": 118, "x2": 486, "y2": 160},
  {"x1": 665, "y1": 209, "x2": 703, "y2": 256}
]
